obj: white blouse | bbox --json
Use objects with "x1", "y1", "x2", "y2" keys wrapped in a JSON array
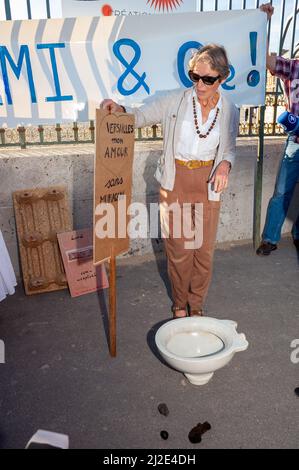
[{"x1": 175, "y1": 89, "x2": 222, "y2": 162}]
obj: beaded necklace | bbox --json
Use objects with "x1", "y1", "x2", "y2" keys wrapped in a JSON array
[{"x1": 192, "y1": 96, "x2": 220, "y2": 139}]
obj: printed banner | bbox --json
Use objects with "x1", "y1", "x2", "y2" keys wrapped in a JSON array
[
  {"x1": 0, "y1": 9, "x2": 267, "y2": 126},
  {"x1": 61, "y1": 0, "x2": 198, "y2": 17}
]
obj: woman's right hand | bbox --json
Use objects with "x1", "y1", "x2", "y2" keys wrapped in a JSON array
[
  {"x1": 259, "y1": 3, "x2": 274, "y2": 21},
  {"x1": 100, "y1": 99, "x2": 124, "y2": 113}
]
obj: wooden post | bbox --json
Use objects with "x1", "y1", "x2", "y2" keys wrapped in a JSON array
[
  {"x1": 109, "y1": 247, "x2": 117, "y2": 357},
  {"x1": 253, "y1": 105, "x2": 265, "y2": 249},
  {"x1": 94, "y1": 109, "x2": 135, "y2": 356}
]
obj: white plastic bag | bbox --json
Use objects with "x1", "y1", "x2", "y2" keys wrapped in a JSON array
[{"x1": 0, "y1": 230, "x2": 17, "y2": 302}]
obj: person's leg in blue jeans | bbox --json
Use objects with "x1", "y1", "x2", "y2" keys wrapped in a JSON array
[{"x1": 261, "y1": 137, "x2": 299, "y2": 247}]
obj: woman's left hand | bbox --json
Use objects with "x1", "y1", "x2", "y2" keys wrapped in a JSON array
[{"x1": 209, "y1": 160, "x2": 231, "y2": 193}]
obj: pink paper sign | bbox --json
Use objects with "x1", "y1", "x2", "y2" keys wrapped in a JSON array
[{"x1": 57, "y1": 228, "x2": 109, "y2": 297}]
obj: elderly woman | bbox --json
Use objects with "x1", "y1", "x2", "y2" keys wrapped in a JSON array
[{"x1": 101, "y1": 44, "x2": 239, "y2": 318}]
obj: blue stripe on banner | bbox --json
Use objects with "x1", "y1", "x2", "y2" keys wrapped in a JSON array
[
  {"x1": 36, "y1": 43, "x2": 73, "y2": 102},
  {"x1": 0, "y1": 45, "x2": 37, "y2": 104}
]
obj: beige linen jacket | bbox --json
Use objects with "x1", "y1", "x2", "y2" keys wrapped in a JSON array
[{"x1": 127, "y1": 87, "x2": 239, "y2": 201}]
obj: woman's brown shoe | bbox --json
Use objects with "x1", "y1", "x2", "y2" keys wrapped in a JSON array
[
  {"x1": 189, "y1": 309, "x2": 204, "y2": 317},
  {"x1": 171, "y1": 306, "x2": 187, "y2": 319}
]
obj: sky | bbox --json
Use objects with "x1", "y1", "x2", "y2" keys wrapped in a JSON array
[{"x1": 0, "y1": 0, "x2": 297, "y2": 54}]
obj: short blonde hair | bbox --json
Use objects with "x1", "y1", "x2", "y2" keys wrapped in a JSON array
[{"x1": 189, "y1": 44, "x2": 230, "y2": 80}]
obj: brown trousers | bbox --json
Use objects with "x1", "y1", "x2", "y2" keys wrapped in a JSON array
[{"x1": 159, "y1": 161, "x2": 220, "y2": 310}]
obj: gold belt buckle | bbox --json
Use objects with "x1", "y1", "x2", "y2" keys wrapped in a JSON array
[{"x1": 186, "y1": 160, "x2": 195, "y2": 169}]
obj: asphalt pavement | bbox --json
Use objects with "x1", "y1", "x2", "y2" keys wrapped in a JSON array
[{"x1": 0, "y1": 239, "x2": 298, "y2": 449}]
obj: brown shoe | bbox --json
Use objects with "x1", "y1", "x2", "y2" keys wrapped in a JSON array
[
  {"x1": 190, "y1": 309, "x2": 204, "y2": 317},
  {"x1": 171, "y1": 305, "x2": 187, "y2": 319},
  {"x1": 256, "y1": 241, "x2": 277, "y2": 256}
]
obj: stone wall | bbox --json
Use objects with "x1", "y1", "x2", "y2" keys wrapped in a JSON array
[{"x1": 1, "y1": 138, "x2": 298, "y2": 276}]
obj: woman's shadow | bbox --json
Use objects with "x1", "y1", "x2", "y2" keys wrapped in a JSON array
[
  {"x1": 142, "y1": 151, "x2": 173, "y2": 302},
  {"x1": 146, "y1": 318, "x2": 175, "y2": 371}
]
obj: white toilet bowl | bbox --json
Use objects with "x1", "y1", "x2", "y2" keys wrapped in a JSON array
[{"x1": 155, "y1": 317, "x2": 248, "y2": 385}]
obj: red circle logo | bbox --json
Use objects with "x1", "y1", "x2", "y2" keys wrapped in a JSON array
[
  {"x1": 147, "y1": 0, "x2": 184, "y2": 11},
  {"x1": 102, "y1": 4, "x2": 113, "y2": 16}
]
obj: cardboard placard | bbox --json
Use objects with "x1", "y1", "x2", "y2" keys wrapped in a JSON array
[
  {"x1": 57, "y1": 228, "x2": 109, "y2": 297},
  {"x1": 94, "y1": 109, "x2": 135, "y2": 265}
]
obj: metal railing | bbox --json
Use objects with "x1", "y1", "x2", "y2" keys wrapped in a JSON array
[{"x1": 0, "y1": 88, "x2": 286, "y2": 149}]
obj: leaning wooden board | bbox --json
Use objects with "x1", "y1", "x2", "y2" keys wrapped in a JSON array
[{"x1": 13, "y1": 186, "x2": 72, "y2": 295}]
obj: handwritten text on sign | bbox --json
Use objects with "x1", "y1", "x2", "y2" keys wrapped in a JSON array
[{"x1": 93, "y1": 110, "x2": 135, "y2": 264}]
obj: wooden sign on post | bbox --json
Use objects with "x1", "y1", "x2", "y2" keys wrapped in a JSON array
[{"x1": 94, "y1": 109, "x2": 135, "y2": 356}]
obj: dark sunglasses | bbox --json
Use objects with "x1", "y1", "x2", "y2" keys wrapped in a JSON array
[{"x1": 188, "y1": 70, "x2": 221, "y2": 86}]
